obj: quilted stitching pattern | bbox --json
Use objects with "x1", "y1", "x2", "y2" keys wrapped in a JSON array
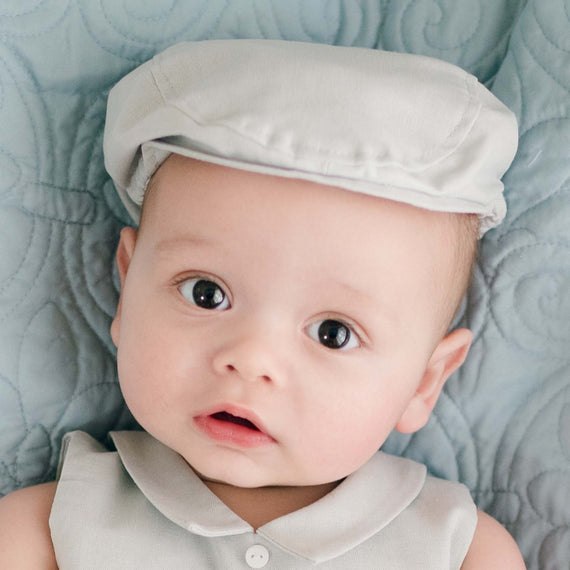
[{"x1": 0, "y1": 2, "x2": 568, "y2": 567}]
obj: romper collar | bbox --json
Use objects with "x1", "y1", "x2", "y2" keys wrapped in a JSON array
[{"x1": 111, "y1": 431, "x2": 426, "y2": 564}]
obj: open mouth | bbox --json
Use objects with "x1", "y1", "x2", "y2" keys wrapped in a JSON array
[
  {"x1": 194, "y1": 407, "x2": 275, "y2": 448},
  {"x1": 210, "y1": 411, "x2": 261, "y2": 432}
]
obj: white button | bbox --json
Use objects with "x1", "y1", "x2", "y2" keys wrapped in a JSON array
[{"x1": 245, "y1": 544, "x2": 270, "y2": 568}]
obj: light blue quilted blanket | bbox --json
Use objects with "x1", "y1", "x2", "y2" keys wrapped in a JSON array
[{"x1": 1, "y1": 2, "x2": 569, "y2": 568}]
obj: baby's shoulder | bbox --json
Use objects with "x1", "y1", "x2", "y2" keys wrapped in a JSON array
[
  {"x1": 461, "y1": 510, "x2": 526, "y2": 569},
  {"x1": 0, "y1": 482, "x2": 58, "y2": 569}
]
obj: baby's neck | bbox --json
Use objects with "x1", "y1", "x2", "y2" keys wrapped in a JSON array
[{"x1": 202, "y1": 479, "x2": 340, "y2": 530}]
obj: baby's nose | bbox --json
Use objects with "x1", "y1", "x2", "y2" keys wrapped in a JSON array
[{"x1": 211, "y1": 329, "x2": 286, "y2": 385}]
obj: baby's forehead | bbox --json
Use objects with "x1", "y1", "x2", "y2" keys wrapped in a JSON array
[
  {"x1": 146, "y1": 154, "x2": 456, "y2": 259},
  {"x1": 149, "y1": 153, "x2": 452, "y2": 223}
]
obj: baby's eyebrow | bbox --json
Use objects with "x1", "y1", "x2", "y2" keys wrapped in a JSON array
[
  {"x1": 154, "y1": 235, "x2": 219, "y2": 255},
  {"x1": 325, "y1": 276, "x2": 399, "y2": 326},
  {"x1": 334, "y1": 280, "x2": 373, "y2": 304}
]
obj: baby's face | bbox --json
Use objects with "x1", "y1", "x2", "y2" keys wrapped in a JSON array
[{"x1": 111, "y1": 155, "x2": 471, "y2": 488}]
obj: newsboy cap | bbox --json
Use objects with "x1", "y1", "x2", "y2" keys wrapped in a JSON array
[{"x1": 104, "y1": 39, "x2": 518, "y2": 235}]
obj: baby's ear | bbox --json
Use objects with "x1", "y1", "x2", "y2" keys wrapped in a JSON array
[
  {"x1": 395, "y1": 328, "x2": 473, "y2": 434},
  {"x1": 110, "y1": 227, "x2": 138, "y2": 347}
]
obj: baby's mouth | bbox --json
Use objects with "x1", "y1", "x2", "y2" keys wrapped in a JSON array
[
  {"x1": 210, "y1": 411, "x2": 261, "y2": 432},
  {"x1": 194, "y1": 405, "x2": 276, "y2": 447}
]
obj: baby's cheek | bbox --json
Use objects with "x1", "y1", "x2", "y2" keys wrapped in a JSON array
[
  {"x1": 308, "y1": 410, "x2": 388, "y2": 481},
  {"x1": 117, "y1": 350, "x2": 163, "y2": 423},
  {"x1": 341, "y1": 423, "x2": 389, "y2": 467}
]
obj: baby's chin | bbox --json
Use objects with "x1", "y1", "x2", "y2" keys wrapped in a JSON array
[
  {"x1": 193, "y1": 466, "x2": 296, "y2": 489},
  {"x1": 188, "y1": 461, "x2": 337, "y2": 490},
  {"x1": 193, "y1": 468, "x2": 255, "y2": 488}
]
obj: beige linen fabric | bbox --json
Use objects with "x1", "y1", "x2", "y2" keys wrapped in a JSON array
[{"x1": 49, "y1": 431, "x2": 477, "y2": 569}]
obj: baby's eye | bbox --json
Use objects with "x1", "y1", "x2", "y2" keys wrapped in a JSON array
[
  {"x1": 307, "y1": 319, "x2": 360, "y2": 350},
  {"x1": 179, "y1": 278, "x2": 230, "y2": 310}
]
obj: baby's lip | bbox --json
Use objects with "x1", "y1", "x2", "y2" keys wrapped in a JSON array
[{"x1": 195, "y1": 404, "x2": 274, "y2": 440}]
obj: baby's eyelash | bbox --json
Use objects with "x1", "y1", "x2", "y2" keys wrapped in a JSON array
[
  {"x1": 170, "y1": 273, "x2": 221, "y2": 287},
  {"x1": 170, "y1": 274, "x2": 191, "y2": 287},
  {"x1": 169, "y1": 273, "x2": 230, "y2": 299}
]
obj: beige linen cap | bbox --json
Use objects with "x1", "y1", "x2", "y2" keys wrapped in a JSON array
[{"x1": 103, "y1": 39, "x2": 518, "y2": 235}]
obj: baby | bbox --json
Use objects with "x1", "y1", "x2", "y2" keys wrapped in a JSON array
[{"x1": 0, "y1": 40, "x2": 525, "y2": 568}]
